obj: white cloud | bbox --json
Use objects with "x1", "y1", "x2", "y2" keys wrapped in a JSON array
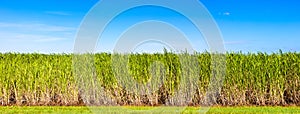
[
  {"x1": 218, "y1": 12, "x2": 231, "y2": 16},
  {"x1": 15, "y1": 34, "x2": 66, "y2": 42},
  {"x1": 0, "y1": 22, "x2": 75, "y2": 43},
  {"x1": 0, "y1": 22, "x2": 76, "y2": 43},
  {"x1": 0, "y1": 22, "x2": 76, "y2": 32},
  {"x1": 0, "y1": 22, "x2": 75, "y2": 53},
  {"x1": 0, "y1": 32, "x2": 67, "y2": 42},
  {"x1": 223, "y1": 12, "x2": 230, "y2": 16}
]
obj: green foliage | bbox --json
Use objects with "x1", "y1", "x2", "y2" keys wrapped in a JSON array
[
  {"x1": 0, "y1": 51, "x2": 299, "y2": 106},
  {"x1": 0, "y1": 106, "x2": 300, "y2": 114}
]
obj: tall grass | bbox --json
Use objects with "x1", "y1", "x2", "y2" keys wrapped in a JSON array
[{"x1": 0, "y1": 51, "x2": 299, "y2": 106}]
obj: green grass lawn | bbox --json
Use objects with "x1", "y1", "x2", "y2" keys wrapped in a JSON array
[{"x1": 1, "y1": 106, "x2": 300, "y2": 114}]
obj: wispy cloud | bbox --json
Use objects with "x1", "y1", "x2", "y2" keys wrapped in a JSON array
[
  {"x1": 223, "y1": 12, "x2": 230, "y2": 16},
  {"x1": 219, "y1": 12, "x2": 231, "y2": 16},
  {"x1": 0, "y1": 22, "x2": 76, "y2": 32},
  {"x1": 224, "y1": 40, "x2": 249, "y2": 45},
  {"x1": 45, "y1": 11, "x2": 71, "y2": 16},
  {"x1": 15, "y1": 34, "x2": 66, "y2": 42},
  {"x1": 0, "y1": 22, "x2": 75, "y2": 43},
  {"x1": 0, "y1": 32, "x2": 67, "y2": 42}
]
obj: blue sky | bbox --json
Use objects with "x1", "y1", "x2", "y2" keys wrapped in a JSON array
[{"x1": 0, "y1": 0, "x2": 299, "y2": 53}]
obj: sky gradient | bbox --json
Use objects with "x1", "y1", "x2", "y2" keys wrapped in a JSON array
[{"x1": 0, "y1": 0, "x2": 299, "y2": 53}]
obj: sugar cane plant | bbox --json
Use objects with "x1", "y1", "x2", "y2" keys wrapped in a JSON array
[{"x1": 0, "y1": 51, "x2": 299, "y2": 106}]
